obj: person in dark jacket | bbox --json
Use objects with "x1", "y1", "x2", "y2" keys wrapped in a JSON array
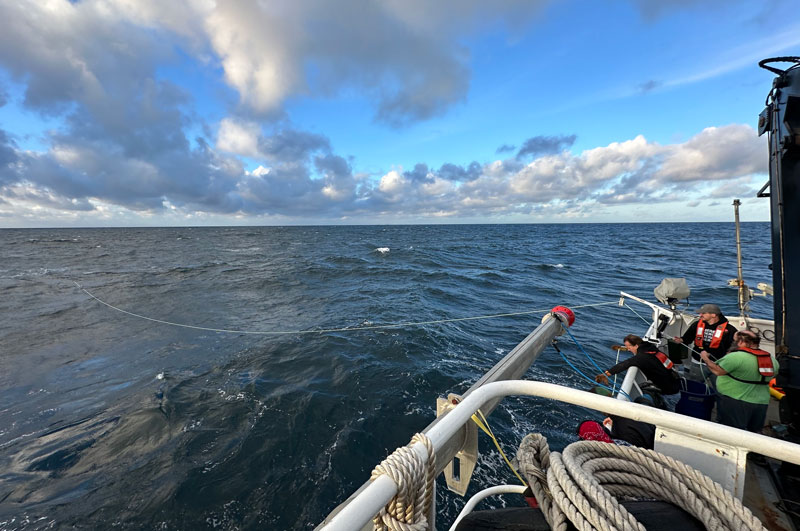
[
  {"x1": 595, "y1": 334, "x2": 680, "y2": 395},
  {"x1": 603, "y1": 415, "x2": 656, "y2": 449},
  {"x1": 673, "y1": 303, "x2": 737, "y2": 362}
]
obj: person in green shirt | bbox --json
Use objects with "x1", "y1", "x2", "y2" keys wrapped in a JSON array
[{"x1": 700, "y1": 330, "x2": 779, "y2": 432}]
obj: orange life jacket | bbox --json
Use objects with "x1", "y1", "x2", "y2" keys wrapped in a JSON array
[
  {"x1": 725, "y1": 346, "x2": 774, "y2": 384},
  {"x1": 655, "y1": 351, "x2": 674, "y2": 370},
  {"x1": 695, "y1": 320, "x2": 728, "y2": 349},
  {"x1": 739, "y1": 346, "x2": 775, "y2": 379}
]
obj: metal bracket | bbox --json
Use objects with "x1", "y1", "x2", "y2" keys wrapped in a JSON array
[{"x1": 436, "y1": 393, "x2": 478, "y2": 496}]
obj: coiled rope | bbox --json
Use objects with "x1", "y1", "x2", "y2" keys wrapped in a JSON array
[
  {"x1": 72, "y1": 280, "x2": 618, "y2": 336},
  {"x1": 370, "y1": 433, "x2": 436, "y2": 531},
  {"x1": 517, "y1": 434, "x2": 766, "y2": 531}
]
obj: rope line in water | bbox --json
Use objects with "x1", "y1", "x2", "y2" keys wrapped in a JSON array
[
  {"x1": 560, "y1": 323, "x2": 606, "y2": 374},
  {"x1": 72, "y1": 281, "x2": 619, "y2": 336},
  {"x1": 624, "y1": 302, "x2": 652, "y2": 326},
  {"x1": 552, "y1": 341, "x2": 631, "y2": 401},
  {"x1": 470, "y1": 408, "x2": 527, "y2": 486}
]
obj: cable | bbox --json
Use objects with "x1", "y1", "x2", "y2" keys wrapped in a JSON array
[
  {"x1": 559, "y1": 323, "x2": 605, "y2": 374},
  {"x1": 551, "y1": 340, "x2": 631, "y2": 401},
  {"x1": 623, "y1": 302, "x2": 651, "y2": 326},
  {"x1": 470, "y1": 409, "x2": 527, "y2": 486},
  {"x1": 73, "y1": 280, "x2": 619, "y2": 336}
]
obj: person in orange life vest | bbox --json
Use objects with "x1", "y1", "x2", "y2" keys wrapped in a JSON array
[
  {"x1": 673, "y1": 303, "x2": 737, "y2": 362},
  {"x1": 700, "y1": 330, "x2": 779, "y2": 432},
  {"x1": 595, "y1": 334, "x2": 680, "y2": 395}
]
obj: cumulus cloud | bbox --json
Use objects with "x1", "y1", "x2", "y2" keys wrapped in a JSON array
[
  {"x1": 43, "y1": 0, "x2": 545, "y2": 125},
  {"x1": 657, "y1": 125, "x2": 763, "y2": 182},
  {"x1": 0, "y1": 129, "x2": 18, "y2": 175},
  {"x1": 516, "y1": 135, "x2": 577, "y2": 159},
  {"x1": 438, "y1": 162, "x2": 483, "y2": 182},
  {"x1": 0, "y1": 121, "x2": 767, "y2": 222},
  {"x1": 496, "y1": 144, "x2": 515, "y2": 154},
  {"x1": 0, "y1": 0, "x2": 772, "y2": 224},
  {"x1": 259, "y1": 129, "x2": 330, "y2": 164},
  {"x1": 217, "y1": 119, "x2": 262, "y2": 158},
  {"x1": 378, "y1": 170, "x2": 407, "y2": 196}
]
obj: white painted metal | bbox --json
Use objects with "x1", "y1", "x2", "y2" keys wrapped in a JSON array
[
  {"x1": 655, "y1": 427, "x2": 748, "y2": 498},
  {"x1": 437, "y1": 394, "x2": 478, "y2": 495},
  {"x1": 616, "y1": 366, "x2": 645, "y2": 402},
  {"x1": 448, "y1": 485, "x2": 527, "y2": 531},
  {"x1": 619, "y1": 291, "x2": 700, "y2": 354},
  {"x1": 318, "y1": 380, "x2": 800, "y2": 531},
  {"x1": 729, "y1": 316, "x2": 777, "y2": 356}
]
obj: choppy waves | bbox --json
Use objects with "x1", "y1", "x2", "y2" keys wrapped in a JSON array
[{"x1": 0, "y1": 223, "x2": 773, "y2": 529}]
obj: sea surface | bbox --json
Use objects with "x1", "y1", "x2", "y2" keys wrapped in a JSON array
[{"x1": 0, "y1": 223, "x2": 773, "y2": 530}]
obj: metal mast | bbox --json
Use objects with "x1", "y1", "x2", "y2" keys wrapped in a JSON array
[{"x1": 732, "y1": 199, "x2": 749, "y2": 315}]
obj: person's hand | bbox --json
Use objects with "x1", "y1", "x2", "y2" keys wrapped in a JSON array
[
  {"x1": 673, "y1": 337, "x2": 683, "y2": 344},
  {"x1": 700, "y1": 350, "x2": 710, "y2": 362},
  {"x1": 595, "y1": 372, "x2": 609, "y2": 385}
]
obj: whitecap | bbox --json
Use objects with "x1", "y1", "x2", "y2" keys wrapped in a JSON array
[
  {"x1": 375, "y1": 247, "x2": 390, "y2": 254},
  {"x1": 552, "y1": 263, "x2": 564, "y2": 268}
]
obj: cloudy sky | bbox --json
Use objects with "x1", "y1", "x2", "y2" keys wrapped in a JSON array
[{"x1": 0, "y1": 0, "x2": 797, "y2": 227}]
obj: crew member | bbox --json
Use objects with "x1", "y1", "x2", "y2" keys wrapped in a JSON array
[
  {"x1": 673, "y1": 303, "x2": 737, "y2": 362},
  {"x1": 595, "y1": 334, "x2": 680, "y2": 395},
  {"x1": 602, "y1": 416, "x2": 656, "y2": 449},
  {"x1": 700, "y1": 330, "x2": 779, "y2": 432}
]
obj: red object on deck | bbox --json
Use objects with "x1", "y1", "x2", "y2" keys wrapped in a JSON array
[
  {"x1": 577, "y1": 420, "x2": 613, "y2": 443},
  {"x1": 525, "y1": 495, "x2": 539, "y2": 509}
]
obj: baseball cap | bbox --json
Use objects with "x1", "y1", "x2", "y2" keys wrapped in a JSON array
[{"x1": 697, "y1": 303, "x2": 721, "y2": 315}]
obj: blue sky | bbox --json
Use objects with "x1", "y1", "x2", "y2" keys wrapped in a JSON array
[{"x1": 0, "y1": 0, "x2": 798, "y2": 227}]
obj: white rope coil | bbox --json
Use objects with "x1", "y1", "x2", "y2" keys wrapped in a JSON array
[
  {"x1": 517, "y1": 433, "x2": 568, "y2": 531},
  {"x1": 518, "y1": 435, "x2": 767, "y2": 531},
  {"x1": 370, "y1": 433, "x2": 436, "y2": 531}
]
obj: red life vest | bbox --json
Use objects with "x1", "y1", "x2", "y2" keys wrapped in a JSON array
[
  {"x1": 655, "y1": 351, "x2": 674, "y2": 370},
  {"x1": 739, "y1": 346, "x2": 775, "y2": 379},
  {"x1": 695, "y1": 320, "x2": 728, "y2": 349}
]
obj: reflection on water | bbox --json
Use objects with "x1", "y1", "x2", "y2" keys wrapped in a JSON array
[{"x1": 0, "y1": 223, "x2": 772, "y2": 529}]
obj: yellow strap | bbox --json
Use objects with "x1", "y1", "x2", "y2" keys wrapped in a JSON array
[{"x1": 470, "y1": 409, "x2": 527, "y2": 486}]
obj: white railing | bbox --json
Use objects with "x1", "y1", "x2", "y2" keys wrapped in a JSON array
[{"x1": 318, "y1": 380, "x2": 800, "y2": 531}]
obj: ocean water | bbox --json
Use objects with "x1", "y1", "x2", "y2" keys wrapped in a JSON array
[{"x1": 0, "y1": 223, "x2": 773, "y2": 530}]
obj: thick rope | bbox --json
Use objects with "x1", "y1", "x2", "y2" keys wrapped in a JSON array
[
  {"x1": 517, "y1": 434, "x2": 568, "y2": 531},
  {"x1": 517, "y1": 436, "x2": 767, "y2": 531},
  {"x1": 370, "y1": 433, "x2": 436, "y2": 531}
]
